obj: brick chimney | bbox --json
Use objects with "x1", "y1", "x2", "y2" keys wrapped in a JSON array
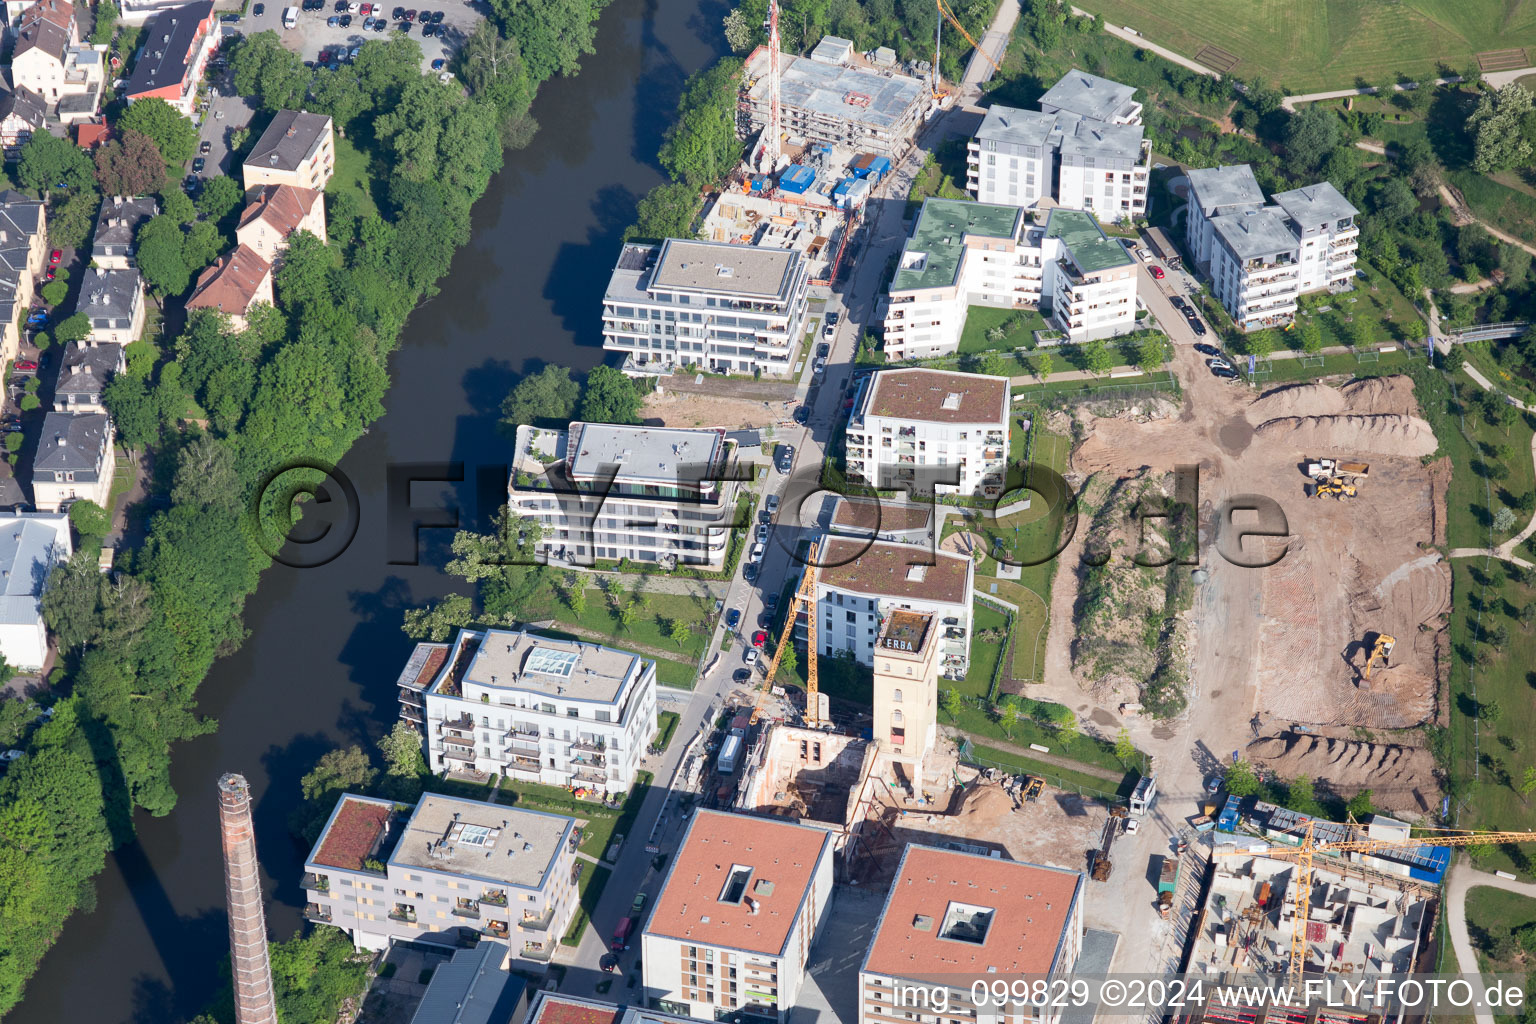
[{"x1": 217, "y1": 773, "x2": 278, "y2": 1024}]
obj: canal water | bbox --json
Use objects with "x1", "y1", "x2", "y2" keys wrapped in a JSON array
[{"x1": 8, "y1": 0, "x2": 727, "y2": 1018}]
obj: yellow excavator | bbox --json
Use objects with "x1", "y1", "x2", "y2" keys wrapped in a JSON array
[{"x1": 1363, "y1": 633, "x2": 1396, "y2": 679}]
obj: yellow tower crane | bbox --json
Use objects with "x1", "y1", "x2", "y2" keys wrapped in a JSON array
[
  {"x1": 752, "y1": 540, "x2": 821, "y2": 728},
  {"x1": 1220, "y1": 821, "x2": 1536, "y2": 982},
  {"x1": 933, "y1": 0, "x2": 1001, "y2": 97}
]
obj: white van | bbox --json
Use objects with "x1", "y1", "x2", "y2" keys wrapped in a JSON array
[{"x1": 282, "y1": 6, "x2": 298, "y2": 27}]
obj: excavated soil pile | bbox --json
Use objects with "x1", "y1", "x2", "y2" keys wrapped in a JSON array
[
  {"x1": 958, "y1": 783, "x2": 1015, "y2": 819},
  {"x1": 1244, "y1": 376, "x2": 1420, "y2": 425},
  {"x1": 1253, "y1": 413, "x2": 1439, "y2": 458},
  {"x1": 1247, "y1": 733, "x2": 1441, "y2": 815}
]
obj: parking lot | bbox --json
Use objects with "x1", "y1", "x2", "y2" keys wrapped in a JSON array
[{"x1": 242, "y1": 0, "x2": 479, "y2": 73}]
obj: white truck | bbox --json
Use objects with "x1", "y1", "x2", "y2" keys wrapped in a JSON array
[{"x1": 282, "y1": 6, "x2": 297, "y2": 27}]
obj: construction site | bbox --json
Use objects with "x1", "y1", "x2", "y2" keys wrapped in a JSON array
[
  {"x1": 699, "y1": 191, "x2": 853, "y2": 286},
  {"x1": 1050, "y1": 372, "x2": 1450, "y2": 813}
]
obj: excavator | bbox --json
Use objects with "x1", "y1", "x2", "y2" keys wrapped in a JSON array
[{"x1": 1363, "y1": 633, "x2": 1396, "y2": 679}]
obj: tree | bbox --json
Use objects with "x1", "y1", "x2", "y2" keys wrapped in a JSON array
[
  {"x1": 940, "y1": 687, "x2": 963, "y2": 721},
  {"x1": 49, "y1": 190, "x2": 99, "y2": 250},
  {"x1": 1345, "y1": 789, "x2": 1374, "y2": 819},
  {"x1": 778, "y1": 643, "x2": 797, "y2": 679},
  {"x1": 103, "y1": 373, "x2": 165, "y2": 453},
  {"x1": 617, "y1": 599, "x2": 640, "y2": 633},
  {"x1": 1083, "y1": 338, "x2": 1113, "y2": 376},
  {"x1": 567, "y1": 584, "x2": 587, "y2": 617},
  {"x1": 230, "y1": 31, "x2": 312, "y2": 112},
  {"x1": 579, "y1": 365, "x2": 642, "y2": 424},
  {"x1": 93, "y1": 130, "x2": 165, "y2": 197},
  {"x1": 1481, "y1": 699, "x2": 1504, "y2": 722},
  {"x1": 659, "y1": 59, "x2": 744, "y2": 189},
  {"x1": 1035, "y1": 350, "x2": 1053, "y2": 380},
  {"x1": 500, "y1": 364, "x2": 580, "y2": 432},
  {"x1": 0, "y1": 697, "x2": 31, "y2": 746},
  {"x1": 669, "y1": 619, "x2": 692, "y2": 648},
  {"x1": 1521, "y1": 766, "x2": 1536, "y2": 800},
  {"x1": 39, "y1": 280, "x2": 67, "y2": 307},
  {"x1": 401, "y1": 593, "x2": 473, "y2": 640},
  {"x1": 1136, "y1": 334, "x2": 1166, "y2": 374},
  {"x1": 626, "y1": 182, "x2": 700, "y2": 242},
  {"x1": 1495, "y1": 506, "x2": 1518, "y2": 533},
  {"x1": 16, "y1": 131, "x2": 94, "y2": 195},
  {"x1": 1286, "y1": 775, "x2": 1324, "y2": 816},
  {"x1": 91, "y1": 0, "x2": 118, "y2": 44},
  {"x1": 977, "y1": 350, "x2": 1008, "y2": 377},
  {"x1": 723, "y1": 8, "x2": 755, "y2": 51},
  {"x1": 41, "y1": 552, "x2": 101, "y2": 651},
  {"x1": 995, "y1": 700, "x2": 1020, "y2": 739},
  {"x1": 1297, "y1": 316, "x2": 1324, "y2": 355},
  {"x1": 1467, "y1": 83, "x2": 1535, "y2": 173},
  {"x1": 300, "y1": 745, "x2": 376, "y2": 803},
  {"x1": 1369, "y1": 177, "x2": 1418, "y2": 223},
  {"x1": 52, "y1": 313, "x2": 89, "y2": 345},
  {"x1": 196, "y1": 175, "x2": 244, "y2": 222},
  {"x1": 1283, "y1": 104, "x2": 1340, "y2": 174},
  {"x1": 459, "y1": 21, "x2": 533, "y2": 117},
  {"x1": 181, "y1": 220, "x2": 223, "y2": 276},
  {"x1": 67, "y1": 500, "x2": 110, "y2": 540},
  {"x1": 1114, "y1": 727, "x2": 1136, "y2": 767},
  {"x1": 1224, "y1": 758, "x2": 1261, "y2": 797},
  {"x1": 136, "y1": 216, "x2": 191, "y2": 298},
  {"x1": 118, "y1": 97, "x2": 198, "y2": 164},
  {"x1": 379, "y1": 721, "x2": 427, "y2": 778},
  {"x1": 490, "y1": 0, "x2": 608, "y2": 83}
]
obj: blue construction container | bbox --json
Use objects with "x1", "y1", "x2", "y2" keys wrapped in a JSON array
[
  {"x1": 831, "y1": 177, "x2": 855, "y2": 200},
  {"x1": 865, "y1": 155, "x2": 892, "y2": 181},
  {"x1": 749, "y1": 176, "x2": 769, "y2": 193},
  {"x1": 779, "y1": 164, "x2": 816, "y2": 194},
  {"x1": 1216, "y1": 795, "x2": 1241, "y2": 833}
]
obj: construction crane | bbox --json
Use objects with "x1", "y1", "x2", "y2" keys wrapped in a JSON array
[
  {"x1": 1220, "y1": 820, "x2": 1536, "y2": 982},
  {"x1": 1363, "y1": 633, "x2": 1396, "y2": 679},
  {"x1": 754, "y1": 0, "x2": 782, "y2": 174},
  {"x1": 933, "y1": 0, "x2": 1001, "y2": 97},
  {"x1": 752, "y1": 540, "x2": 821, "y2": 727}
]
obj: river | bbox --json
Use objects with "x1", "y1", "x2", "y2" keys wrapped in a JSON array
[{"x1": 8, "y1": 0, "x2": 727, "y2": 1018}]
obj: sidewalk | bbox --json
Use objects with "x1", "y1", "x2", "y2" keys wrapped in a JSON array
[
  {"x1": 1069, "y1": 6, "x2": 1220, "y2": 79},
  {"x1": 1444, "y1": 363, "x2": 1536, "y2": 569}
]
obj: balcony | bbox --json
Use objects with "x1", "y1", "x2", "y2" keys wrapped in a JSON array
[
  {"x1": 481, "y1": 889, "x2": 508, "y2": 906},
  {"x1": 452, "y1": 900, "x2": 480, "y2": 920},
  {"x1": 439, "y1": 714, "x2": 474, "y2": 735},
  {"x1": 304, "y1": 903, "x2": 332, "y2": 923},
  {"x1": 302, "y1": 873, "x2": 330, "y2": 893},
  {"x1": 389, "y1": 906, "x2": 418, "y2": 923},
  {"x1": 442, "y1": 748, "x2": 476, "y2": 763},
  {"x1": 398, "y1": 688, "x2": 423, "y2": 707},
  {"x1": 482, "y1": 921, "x2": 510, "y2": 939},
  {"x1": 573, "y1": 767, "x2": 606, "y2": 786},
  {"x1": 519, "y1": 907, "x2": 556, "y2": 932},
  {"x1": 400, "y1": 705, "x2": 423, "y2": 725},
  {"x1": 508, "y1": 753, "x2": 542, "y2": 771},
  {"x1": 521, "y1": 942, "x2": 555, "y2": 963}
]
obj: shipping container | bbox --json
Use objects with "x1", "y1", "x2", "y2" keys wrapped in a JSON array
[{"x1": 779, "y1": 164, "x2": 816, "y2": 194}]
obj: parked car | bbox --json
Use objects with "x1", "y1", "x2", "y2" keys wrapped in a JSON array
[
  {"x1": 631, "y1": 892, "x2": 647, "y2": 914},
  {"x1": 44, "y1": 267, "x2": 55, "y2": 281},
  {"x1": 750, "y1": 542, "x2": 765, "y2": 563},
  {"x1": 1150, "y1": 265, "x2": 1165, "y2": 280},
  {"x1": 599, "y1": 953, "x2": 620, "y2": 973},
  {"x1": 338, "y1": 13, "x2": 351, "y2": 24},
  {"x1": 1212, "y1": 366, "x2": 1239, "y2": 380},
  {"x1": 765, "y1": 494, "x2": 780, "y2": 514},
  {"x1": 14, "y1": 361, "x2": 37, "y2": 372},
  {"x1": 752, "y1": 631, "x2": 767, "y2": 648},
  {"x1": 743, "y1": 649, "x2": 759, "y2": 666},
  {"x1": 823, "y1": 320, "x2": 835, "y2": 339},
  {"x1": 793, "y1": 405, "x2": 808, "y2": 424},
  {"x1": 1193, "y1": 343, "x2": 1220, "y2": 357},
  {"x1": 403, "y1": 8, "x2": 416, "y2": 19},
  {"x1": 1168, "y1": 294, "x2": 1186, "y2": 312},
  {"x1": 253, "y1": 2, "x2": 265, "y2": 13},
  {"x1": 373, "y1": 18, "x2": 386, "y2": 29},
  {"x1": 733, "y1": 668, "x2": 750, "y2": 683},
  {"x1": 430, "y1": 8, "x2": 443, "y2": 20},
  {"x1": 192, "y1": 157, "x2": 206, "y2": 172},
  {"x1": 816, "y1": 342, "x2": 830, "y2": 358},
  {"x1": 348, "y1": 0, "x2": 360, "y2": 11},
  {"x1": 725, "y1": 608, "x2": 741, "y2": 630},
  {"x1": 1187, "y1": 317, "x2": 1208, "y2": 337},
  {"x1": 755, "y1": 524, "x2": 769, "y2": 544},
  {"x1": 430, "y1": 57, "x2": 446, "y2": 70},
  {"x1": 199, "y1": 140, "x2": 212, "y2": 155},
  {"x1": 420, "y1": 20, "x2": 433, "y2": 34},
  {"x1": 48, "y1": 249, "x2": 61, "y2": 265},
  {"x1": 0, "y1": 751, "x2": 21, "y2": 763},
  {"x1": 764, "y1": 594, "x2": 779, "y2": 616},
  {"x1": 1207, "y1": 358, "x2": 1232, "y2": 371},
  {"x1": 326, "y1": 14, "x2": 338, "y2": 24}
]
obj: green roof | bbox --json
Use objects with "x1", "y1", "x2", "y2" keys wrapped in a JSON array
[
  {"x1": 1045, "y1": 207, "x2": 1132, "y2": 274},
  {"x1": 891, "y1": 198, "x2": 1022, "y2": 291}
]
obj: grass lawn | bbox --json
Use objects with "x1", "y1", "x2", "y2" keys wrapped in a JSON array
[
  {"x1": 653, "y1": 711, "x2": 680, "y2": 751},
  {"x1": 1009, "y1": 369, "x2": 1179, "y2": 398},
  {"x1": 1464, "y1": 887, "x2": 1536, "y2": 969},
  {"x1": 958, "y1": 307, "x2": 1047, "y2": 355},
  {"x1": 561, "y1": 862, "x2": 612, "y2": 946},
  {"x1": 1250, "y1": 348, "x2": 1422, "y2": 386},
  {"x1": 1068, "y1": 0, "x2": 1536, "y2": 92},
  {"x1": 541, "y1": 587, "x2": 712, "y2": 661},
  {"x1": 1451, "y1": 169, "x2": 1536, "y2": 247},
  {"x1": 329, "y1": 136, "x2": 378, "y2": 219},
  {"x1": 960, "y1": 601, "x2": 1010, "y2": 700},
  {"x1": 967, "y1": 742, "x2": 1140, "y2": 799},
  {"x1": 942, "y1": 700, "x2": 1141, "y2": 778}
]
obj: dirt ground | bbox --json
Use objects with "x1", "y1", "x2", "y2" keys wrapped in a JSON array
[
  {"x1": 1245, "y1": 730, "x2": 1441, "y2": 816},
  {"x1": 642, "y1": 388, "x2": 792, "y2": 429},
  {"x1": 1035, "y1": 364, "x2": 1447, "y2": 806}
]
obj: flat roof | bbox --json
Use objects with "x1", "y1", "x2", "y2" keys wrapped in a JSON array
[
  {"x1": 746, "y1": 48, "x2": 925, "y2": 131},
  {"x1": 864, "y1": 368, "x2": 1009, "y2": 425},
  {"x1": 391, "y1": 793, "x2": 572, "y2": 890},
  {"x1": 645, "y1": 808, "x2": 832, "y2": 955},
  {"x1": 1058, "y1": 117, "x2": 1145, "y2": 163},
  {"x1": 526, "y1": 995, "x2": 623, "y2": 1024},
  {"x1": 862, "y1": 845, "x2": 1082, "y2": 980},
  {"x1": 1038, "y1": 68, "x2": 1137, "y2": 123},
  {"x1": 819, "y1": 538, "x2": 970, "y2": 606},
  {"x1": 879, "y1": 609, "x2": 936, "y2": 657},
  {"x1": 457, "y1": 628, "x2": 644, "y2": 704},
  {"x1": 310, "y1": 794, "x2": 394, "y2": 871},
  {"x1": 1045, "y1": 207, "x2": 1131, "y2": 273},
  {"x1": 567, "y1": 421, "x2": 724, "y2": 485},
  {"x1": 892, "y1": 198, "x2": 1022, "y2": 291},
  {"x1": 650, "y1": 238, "x2": 796, "y2": 299},
  {"x1": 1271, "y1": 181, "x2": 1358, "y2": 228},
  {"x1": 831, "y1": 496, "x2": 933, "y2": 534},
  {"x1": 1186, "y1": 164, "x2": 1264, "y2": 217},
  {"x1": 397, "y1": 641, "x2": 449, "y2": 691},
  {"x1": 974, "y1": 104, "x2": 1060, "y2": 148},
  {"x1": 1212, "y1": 208, "x2": 1298, "y2": 260}
]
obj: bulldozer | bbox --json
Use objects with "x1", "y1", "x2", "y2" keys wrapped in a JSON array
[{"x1": 1363, "y1": 633, "x2": 1397, "y2": 679}]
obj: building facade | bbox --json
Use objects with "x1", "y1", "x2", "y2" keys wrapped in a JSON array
[
  {"x1": 968, "y1": 70, "x2": 1150, "y2": 220},
  {"x1": 122, "y1": 0, "x2": 215, "y2": 115},
  {"x1": 30, "y1": 411, "x2": 114, "y2": 511},
  {"x1": 1186, "y1": 166, "x2": 1359, "y2": 331},
  {"x1": 76, "y1": 267, "x2": 145, "y2": 344},
  {"x1": 242, "y1": 110, "x2": 335, "y2": 191},
  {"x1": 860, "y1": 846, "x2": 1085, "y2": 1024},
  {"x1": 643, "y1": 809, "x2": 835, "y2": 1023},
  {"x1": 881, "y1": 200, "x2": 1135, "y2": 359},
  {"x1": 844, "y1": 368, "x2": 1010, "y2": 499},
  {"x1": 185, "y1": 244, "x2": 273, "y2": 330},
  {"x1": 235, "y1": 184, "x2": 326, "y2": 261},
  {"x1": 0, "y1": 86, "x2": 47, "y2": 156},
  {"x1": 0, "y1": 512, "x2": 71, "y2": 670},
  {"x1": 304, "y1": 792, "x2": 580, "y2": 966},
  {"x1": 54, "y1": 340, "x2": 124, "y2": 413},
  {"x1": 398, "y1": 627, "x2": 657, "y2": 795},
  {"x1": 508, "y1": 422, "x2": 740, "y2": 570},
  {"x1": 601, "y1": 239, "x2": 811, "y2": 378},
  {"x1": 0, "y1": 190, "x2": 47, "y2": 370},
  {"x1": 92, "y1": 195, "x2": 159, "y2": 268},
  {"x1": 870, "y1": 609, "x2": 941, "y2": 779},
  {"x1": 810, "y1": 537, "x2": 974, "y2": 677}
]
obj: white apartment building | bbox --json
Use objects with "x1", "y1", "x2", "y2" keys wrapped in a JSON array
[
  {"x1": 860, "y1": 845, "x2": 1085, "y2": 1024},
  {"x1": 601, "y1": 238, "x2": 811, "y2": 378},
  {"x1": 1187, "y1": 166, "x2": 1360, "y2": 331},
  {"x1": 303, "y1": 792, "x2": 579, "y2": 966},
  {"x1": 508, "y1": 422, "x2": 739, "y2": 570},
  {"x1": 968, "y1": 70, "x2": 1150, "y2": 220},
  {"x1": 643, "y1": 809, "x2": 834, "y2": 1023},
  {"x1": 844, "y1": 367, "x2": 1009, "y2": 499},
  {"x1": 881, "y1": 200, "x2": 1136, "y2": 360},
  {"x1": 810, "y1": 537, "x2": 974, "y2": 678},
  {"x1": 398, "y1": 628, "x2": 658, "y2": 796}
]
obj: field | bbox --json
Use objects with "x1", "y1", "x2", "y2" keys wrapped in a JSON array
[
  {"x1": 1450, "y1": 169, "x2": 1536, "y2": 245},
  {"x1": 1071, "y1": 0, "x2": 1536, "y2": 91},
  {"x1": 1464, "y1": 887, "x2": 1536, "y2": 968}
]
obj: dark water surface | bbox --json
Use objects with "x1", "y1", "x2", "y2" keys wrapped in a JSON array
[{"x1": 9, "y1": 0, "x2": 726, "y2": 1017}]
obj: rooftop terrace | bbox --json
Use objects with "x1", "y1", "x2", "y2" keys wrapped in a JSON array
[
  {"x1": 1045, "y1": 207, "x2": 1131, "y2": 274},
  {"x1": 392, "y1": 794, "x2": 572, "y2": 890}
]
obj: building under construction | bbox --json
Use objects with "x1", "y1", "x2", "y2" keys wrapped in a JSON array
[{"x1": 739, "y1": 40, "x2": 929, "y2": 158}]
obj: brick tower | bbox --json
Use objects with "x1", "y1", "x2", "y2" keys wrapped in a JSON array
[{"x1": 218, "y1": 773, "x2": 278, "y2": 1024}]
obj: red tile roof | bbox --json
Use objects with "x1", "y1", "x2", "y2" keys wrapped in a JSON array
[
  {"x1": 529, "y1": 996, "x2": 623, "y2": 1024},
  {"x1": 311, "y1": 797, "x2": 390, "y2": 870},
  {"x1": 646, "y1": 809, "x2": 831, "y2": 955},
  {"x1": 75, "y1": 121, "x2": 110, "y2": 149},
  {"x1": 238, "y1": 183, "x2": 322, "y2": 236},
  {"x1": 185, "y1": 243, "x2": 270, "y2": 316},
  {"x1": 863, "y1": 846, "x2": 1081, "y2": 980}
]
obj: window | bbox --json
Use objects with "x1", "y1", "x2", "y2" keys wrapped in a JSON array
[
  {"x1": 893, "y1": 688, "x2": 902, "y2": 702},
  {"x1": 567, "y1": 708, "x2": 580, "y2": 718}
]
